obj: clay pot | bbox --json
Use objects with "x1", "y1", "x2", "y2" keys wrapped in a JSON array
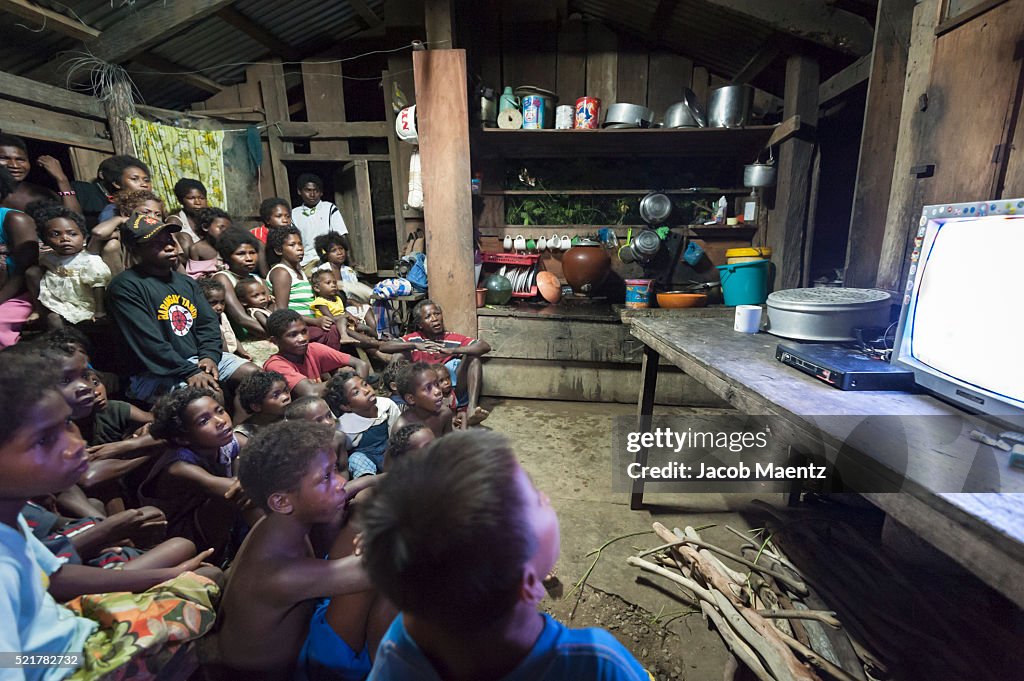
[
  {"x1": 561, "y1": 240, "x2": 611, "y2": 295},
  {"x1": 476, "y1": 287, "x2": 487, "y2": 308}
]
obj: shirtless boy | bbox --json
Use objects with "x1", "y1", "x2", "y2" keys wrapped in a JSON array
[
  {"x1": 392, "y1": 361, "x2": 454, "y2": 438},
  {"x1": 204, "y1": 421, "x2": 386, "y2": 680}
]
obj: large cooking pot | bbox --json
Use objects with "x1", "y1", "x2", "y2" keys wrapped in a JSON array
[
  {"x1": 663, "y1": 88, "x2": 706, "y2": 128},
  {"x1": 708, "y1": 85, "x2": 753, "y2": 128},
  {"x1": 743, "y1": 163, "x2": 777, "y2": 188},
  {"x1": 603, "y1": 103, "x2": 655, "y2": 128},
  {"x1": 765, "y1": 288, "x2": 891, "y2": 341}
]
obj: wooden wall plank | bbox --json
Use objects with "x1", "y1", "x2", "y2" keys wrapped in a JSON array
[
  {"x1": 647, "y1": 52, "x2": 693, "y2": 116},
  {"x1": 301, "y1": 61, "x2": 349, "y2": 156},
  {"x1": 556, "y1": 16, "x2": 587, "y2": 104},
  {"x1": 615, "y1": 36, "x2": 649, "y2": 107},
  {"x1": 0, "y1": 69, "x2": 106, "y2": 119},
  {"x1": 1003, "y1": 94, "x2": 1024, "y2": 198},
  {"x1": 767, "y1": 55, "x2": 819, "y2": 290},
  {"x1": 585, "y1": 21, "x2": 618, "y2": 113},
  {"x1": 0, "y1": 99, "x2": 113, "y2": 152},
  {"x1": 68, "y1": 148, "x2": 110, "y2": 182},
  {"x1": 502, "y1": 3, "x2": 559, "y2": 94},
  {"x1": 413, "y1": 49, "x2": 476, "y2": 336},
  {"x1": 876, "y1": 0, "x2": 941, "y2": 292},
  {"x1": 251, "y1": 61, "x2": 292, "y2": 200},
  {"x1": 844, "y1": 0, "x2": 916, "y2": 289},
  {"x1": 478, "y1": 316, "x2": 642, "y2": 363}
]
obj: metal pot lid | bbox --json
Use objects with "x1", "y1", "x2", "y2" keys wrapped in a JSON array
[
  {"x1": 767, "y1": 288, "x2": 890, "y2": 311},
  {"x1": 573, "y1": 238, "x2": 602, "y2": 247},
  {"x1": 680, "y1": 88, "x2": 707, "y2": 127},
  {"x1": 515, "y1": 85, "x2": 559, "y2": 101},
  {"x1": 632, "y1": 229, "x2": 662, "y2": 255},
  {"x1": 639, "y1": 192, "x2": 672, "y2": 223}
]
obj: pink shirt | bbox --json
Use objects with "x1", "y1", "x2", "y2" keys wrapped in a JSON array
[{"x1": 264, "y1": 342, "x2": 353, "y2": 390}]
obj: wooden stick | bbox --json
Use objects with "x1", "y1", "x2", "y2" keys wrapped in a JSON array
[
  {"x1": 776, "y1": 629, "x2": 863, "y2": 681},
  {"x1": 759, "y1": 609, "x2": 841, "y2": 628},
  {"x1": 640, "y1": 532, "x2": 808, "y2": 595}
]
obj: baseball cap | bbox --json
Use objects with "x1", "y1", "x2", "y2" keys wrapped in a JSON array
[{"x1": 121, "y1": 211, "x2": 181, "y2": 244}]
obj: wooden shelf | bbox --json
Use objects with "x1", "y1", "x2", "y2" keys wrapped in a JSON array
[
  {"x1": 482, "y1": 187, "x2": 750, "y2": 196},
  {"x1": 471, "y1": 124, "x2": 780, "y2": 159}
]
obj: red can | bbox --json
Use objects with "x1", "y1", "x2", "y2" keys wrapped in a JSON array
[{"x1": 575, "y1": 97, "x2": 601, "y2": 129}]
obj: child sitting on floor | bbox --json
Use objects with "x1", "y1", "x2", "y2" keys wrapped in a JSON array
[
  {"x1": 0, "y1": 351, "x2": 221, "y2": 679},
  {"x1": 25, "y1": 201, "x2": 111, "y2": 329},
  {"x1": 250, "y1": 196, "x2": 292, "y2": 245},
  {"x1": 234, "y1": 369, "x2": 292, "y2": 441},
  {"x1": 204, "y1": 421, "x2": 391, "y2": 680},
  {"x1": 325, "y1": 369, "x2": 401, "y2": 478},
  {"x1": 140, "y1": 387, "x2": 258, "y2": 563},
  {"x1": 187, "y1": 207, "x2": 231, "y2": 279},
  {"x1": 199, "y1": 278, "x2": 250, "y2": 362},
  {"x1": 382, "y1": 422, "x2": 435, "y2": 472},
  {"x1": 362, "y1": 431, "x2": 649, "y2": 680},
  {"x1": 314, "y1": 232, "x2": 377, "y2": 326},
  {"x1": 263, "y1": 309, "x2": 369, "y2": 398},
  {"x1": 380, "y1": 356, "x2": 411, "y2": 410},
  {"x1": 284, "y1": 396, "x2": 349, "y2": 476},
  {"x1": 392, "y1": 361, "x2": 454, "y2": 438}
]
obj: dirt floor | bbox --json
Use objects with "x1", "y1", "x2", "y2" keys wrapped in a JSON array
[{"x1": 482, "y1": 397, "x2": 1024, "y2": 681}]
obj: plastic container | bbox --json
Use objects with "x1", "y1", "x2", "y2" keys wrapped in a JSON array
[
  {"x1": 725, "y1": 247, "x2": 772, "y2": 264},
  {"x1": 716, "y1": 259, "x2": 770, "y2": 306},
  {"x1": 624, "y1": 279, "x2": 653, "y2": 309}
]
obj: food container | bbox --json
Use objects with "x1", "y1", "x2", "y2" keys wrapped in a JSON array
[
  {"x1": 575, "y1": 97, "x2": 601, "y2": 128},
  {"x1": 515, "y1": 86, "x2": 558, "y2": 128},
  {"x1": 625, "y1": 279, "x2": 654, "y2": 308},
  {"x1": 765, "y1": 288, "x2": 891, "y2": 341},
  {"x1": 707, "y1": 85, "x2": 753, "y2": 128},
  {"x1": 521, "y1": 95, "x2": 544, "y2": 130},
  {"x1": 555, "y1": 105, "x2": 574, "y2": 129},
  {"x1": 725, "y1": 247, "x2": 772, "y2": 264}
]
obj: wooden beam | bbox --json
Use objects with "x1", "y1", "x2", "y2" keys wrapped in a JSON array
[
  {"x1": 732, "y1": 41, "x2": 782, "y2": 84},
  {"x1": 349, "y1": 0, "x2": 383, "y2": 29},
  {"x1": 702, "y1": 0, "x2": 874, "y2": 56},
  {"x1": 818, "y1": 53, "x2": 872, "y2": 104},
  {"x1": 844, "y1": 0, "x2": 916, "y2": 289},
  {"x1": 0, "y1": 69, "x2": 105, "y2": 119},
  {"x1": 279, "y1": 152, "x2": 391, "y2": 162},
  {"x1": 424, "y1": 0, "x2": 453, "y2": 47},
  {"x1": 275, "y1": 121, "x2": 390, "y2": 139},
  {"x1": 767, "y1": 54, "x2": 819, "y2": 290},
  {"x1": 131, "y1": 53, "x2": 223, "y2": 94},
  {"x1": 215, "y1": 7, "x2": 301, "y2": 62},
  {"x1": 0, "y1": 0, "x2": 99, "y2": 41},
  {"x1": 413, "y1": 49, "x2": 476, "y2": 336},
  {"x1": 26, "y1": 0, "x2": 235, "y2": 86},
  {"x1": 0, "y1": 98, "x2": 113, "y2": 152}
]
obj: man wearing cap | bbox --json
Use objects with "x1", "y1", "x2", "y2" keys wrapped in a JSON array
[{"x1": 107, "y1": 212, "x2": 259, "y2": 403}]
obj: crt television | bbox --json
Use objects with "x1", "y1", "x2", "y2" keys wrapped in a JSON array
[{"x1": 891, "y1": 198, "x2": 1024, "y2": 418}]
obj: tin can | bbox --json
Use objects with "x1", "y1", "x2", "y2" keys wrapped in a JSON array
[
  {"x1": 522, "y1": 95, "x2": 544, "y2": 129},
  {"x1": 555, "y1": 105, "x2": 574, "y2": 129},
  {"x1": 575, "y1": 97, "x2": 600, "y2": 129}
]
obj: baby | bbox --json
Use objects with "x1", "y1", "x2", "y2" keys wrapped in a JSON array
[
  {"x1": 235, "y1": 278, "x2": 273, "y2": 333},
  {"x1": 25, "y1": 201, "x2": 111, "y2": 329}
]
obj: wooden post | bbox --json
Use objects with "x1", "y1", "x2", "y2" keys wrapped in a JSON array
[
  {"x1": 413, "y1": 49, "x2": 476, "y2": 336},
  {"x1": 768, "y1": 55, "x2": 818, "y2": 290},
  {"x1": 252, "y1": 60, "x2": 292, "y2": 201},
  {"x1": 843, "y1": 0, "x2": 916, "y2": 289},
  {"x1": 104, "y1": 78, "x2": 137, "y2": 156},
  {"x1": 424, "y1": 0, "x2": 453, "y2": 48},
  {"x1": 875, "y1": 0, "x2": 941, "y2": 292}
]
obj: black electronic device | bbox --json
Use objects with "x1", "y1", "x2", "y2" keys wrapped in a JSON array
[{"x1": 775, "y1": 342, "x2": 916, "y2": 391}]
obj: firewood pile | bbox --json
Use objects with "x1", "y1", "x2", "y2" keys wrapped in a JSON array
[{"x1": 627, "y1": 511, "x2": 1020, "y2": 681}]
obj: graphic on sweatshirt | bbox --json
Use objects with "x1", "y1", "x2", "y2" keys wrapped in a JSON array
[{"x1": 158, "y1": 294, "x2": 198, "y2": 337}]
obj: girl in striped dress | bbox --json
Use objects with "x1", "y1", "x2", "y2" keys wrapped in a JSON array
[{"x1": 266, "y1": 226, "x2": 348, "y2": 351}]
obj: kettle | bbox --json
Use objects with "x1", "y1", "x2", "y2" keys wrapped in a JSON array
[{"x1": 499, "y1": 86, "x2": 520, "y2": 113}]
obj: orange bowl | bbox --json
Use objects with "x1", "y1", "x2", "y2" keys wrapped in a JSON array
[
  {"x1": 536, "y1": 271, "x2": 562, "y2": 304},
  {"x1": 656, "y1": 292, "x2": 708, "y2": 308}
]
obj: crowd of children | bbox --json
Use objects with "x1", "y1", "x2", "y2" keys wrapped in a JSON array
[{"x1": 0, "y1": 134, "x2": 649, "y2": 680}]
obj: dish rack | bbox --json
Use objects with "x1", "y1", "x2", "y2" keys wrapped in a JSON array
[{"x1": 481, "y1": 252, "x2": 540, "y2": 298}]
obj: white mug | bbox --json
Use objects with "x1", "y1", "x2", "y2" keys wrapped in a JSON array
[
  {"x1": 537, "y1": 236, "x2": 547, "y2": 251},
  {"x1": 560, "y1": 235, "x2": 572, "y2": 251},
  {"x1": 513, "y1": 234, "x2": 527, "y2": 251},
  {"x1": 503, "y1": 235, "x2": 512, "y2": 251},
  {"x1": 550, "y1": 234, "x2": 561, "y2": 249},
  {"x1": 734, "y1": 305, "x2": 763, "y2": 334}
]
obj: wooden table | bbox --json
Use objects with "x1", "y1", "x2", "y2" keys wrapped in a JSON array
[{"x1": 629, "y1": 316, "x2": 1024, "y2": 608}]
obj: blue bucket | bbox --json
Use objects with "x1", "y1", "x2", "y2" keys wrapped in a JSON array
[{"x1": 716, "y1": 259, "x2": 769, "y2": 306}]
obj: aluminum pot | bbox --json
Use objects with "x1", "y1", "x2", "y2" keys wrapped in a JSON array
[
  {"x1": 743, "y1": 163, "x2": 777, "y2": 187},
  {"x1": 603, "y1": 103, "x2": 654, "y2": 128},
  {"x1": 765, "y1": 288, "x2": 891, "y2": 342},
  {"x1": 639, "y1": 192, "x2": 673, "y2": 224},
  {"x1": 707, "y1": 85, "x2": 753, "y2": 128},
  {"x1": 663, "y1": 88, "x2": 706, "y2": 128}
]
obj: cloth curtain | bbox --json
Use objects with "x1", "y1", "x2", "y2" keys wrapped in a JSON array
[{"x1": 127, "y1": 118, "x2": 227, "y2": 210}]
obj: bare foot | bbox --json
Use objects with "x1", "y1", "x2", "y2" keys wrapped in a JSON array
[{"x1": 466, "y1": 406, "x2": 490, "y2": 427}]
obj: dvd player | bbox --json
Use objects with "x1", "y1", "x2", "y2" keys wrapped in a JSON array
[{"x1": 775, "y1": 342, "x2": 915, "y2": 391}]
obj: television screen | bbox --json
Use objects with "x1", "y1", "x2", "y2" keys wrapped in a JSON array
[{"x1": 893, "y1": 202, "x2": 1024, "y2": 416}]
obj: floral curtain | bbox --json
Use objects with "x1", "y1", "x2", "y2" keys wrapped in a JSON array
[{"x1": 127, "y1": 118, "x2": 227, "y2": 211}]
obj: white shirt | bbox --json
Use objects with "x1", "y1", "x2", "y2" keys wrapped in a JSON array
[{"x1": 291, "y1": 201, "x2": 348, "y2": 266}]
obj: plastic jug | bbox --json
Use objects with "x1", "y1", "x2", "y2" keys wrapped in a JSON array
[{"x1": 499, "y1": 87, "x2": 519, "y2": 113}]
